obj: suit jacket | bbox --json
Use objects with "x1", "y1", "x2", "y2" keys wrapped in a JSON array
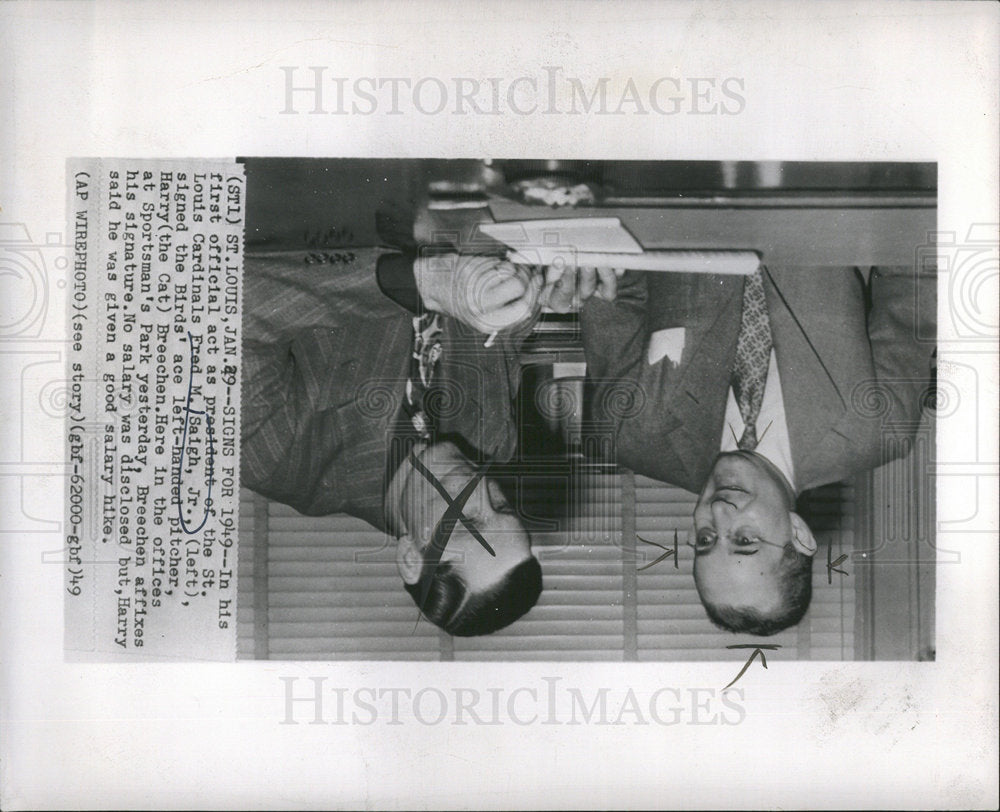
[
  {"x1": 240, "y1": 248, "x2": 527, "y2": 531},
  {"x1": 581, "y1": 264, "x2": 937, "y2": 493}
]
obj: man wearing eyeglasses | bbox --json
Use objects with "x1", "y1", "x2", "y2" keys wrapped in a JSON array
[
  {"x1": 241, "y1": 242, "x2": 620, "y2": 636},
  {"x1": 581, "y1": 262, "x2": 937, "y2": 636},
  {"x1": 240, "y1": 244, "x2": 553, "y2": 636}
]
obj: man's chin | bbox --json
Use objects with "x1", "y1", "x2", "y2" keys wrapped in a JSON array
[
  {"x1": 707, "y1": 450, "x2": 794, "y2": 503},
  {"x1": 706, "y1": 451, "x2": 760, "y2": 489}
]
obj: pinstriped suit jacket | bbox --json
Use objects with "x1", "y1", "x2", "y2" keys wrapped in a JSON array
[
  {"x1": 581, "y1": 264, "x2": 937, "y2": 494},
  {"x1": 240, "y1": 249, "x2": 526, "y2": 531}
]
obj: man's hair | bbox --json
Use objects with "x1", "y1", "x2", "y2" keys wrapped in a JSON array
[
  {"x1": 698, "y1": 543, "x2": 813, "y2": 637},
  {"x1": 404, "y1": 555, "x2": 543, "y2": 636}
]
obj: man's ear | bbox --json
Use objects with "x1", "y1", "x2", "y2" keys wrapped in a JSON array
[
  {"x1": 789, "y1": 512, "x2": 818, "y2": 557},
  {"x1": 396, "y1": 535, "x2": 423, "y2": 584}
]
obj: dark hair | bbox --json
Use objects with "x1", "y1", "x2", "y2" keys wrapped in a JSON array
[
  {"x1": 698, "y1": 543, "x2": 813, "y2": 637},
  {"x1": 404, "y1": 555, "x2": 543, "y2": 636}
]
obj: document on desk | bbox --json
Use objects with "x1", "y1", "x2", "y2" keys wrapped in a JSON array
[{"x1": 479, "y1": 216, "x2": 759, "y2": 275}]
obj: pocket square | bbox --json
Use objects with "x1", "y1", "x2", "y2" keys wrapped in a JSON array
[{"x1": 648, "y1": 328, "x2": 686, "y2": 367}]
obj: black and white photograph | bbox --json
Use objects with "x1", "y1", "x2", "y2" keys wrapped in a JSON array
[
  {"x1": 236, "y1": 158, "x2": 938, "y2": 663},
  {"x1": 1, "y1": 1, "x2": 997, "y2": 809}
]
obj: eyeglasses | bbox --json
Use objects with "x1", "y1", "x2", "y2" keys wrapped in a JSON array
[
  {"x1": 406, "y1": 449, "x2": 496, "y2": 611},
  {"x1": 687, "y1": 530, "x2": 788, "y2": 553},
  {"x1": 407, "y1": 451, "x2": 495, "y2": 553}
]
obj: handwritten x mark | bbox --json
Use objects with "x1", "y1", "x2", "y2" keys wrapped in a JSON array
[
  {"x1": 728, "y1": 420, "x2": 773, "y2": 447},
  {"x1": 406, "y1": 450, "x2": 495, "y2": 617},
  {"x1": 637, "y1": 529, "x2": 679, "y2": 571},
  {"x1": 827, "y1": 545, "x2": 849, "y2": 584},
  {"x1": 407, "y1": 450, "x2": 495, "y2": 556},
  {"x1": 723, "y1": 644, "x2": 781, "y2": 691}
]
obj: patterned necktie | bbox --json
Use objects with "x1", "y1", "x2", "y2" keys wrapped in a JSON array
[
  {"x1": 402, "y1": 312, "x2": 443, "y2": 440},
  {"x1": 731, "y1": 268, "x2": 773, "y2": 451}
]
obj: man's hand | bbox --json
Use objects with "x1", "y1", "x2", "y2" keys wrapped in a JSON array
[
  {"x1": 543, "y1": 265, "x2": 626, "y2": 313},
  {"x1": 414, "y1": 253, "x2": 544, "y2": 335}
]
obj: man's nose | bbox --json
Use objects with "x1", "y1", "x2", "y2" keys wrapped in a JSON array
[
  {"x1": 486, "y1": 478, "x2": 509, "y2": 510},
  {"x1": 711, "y1": 500, "x2": 734, "y2": 529},
  {"x1": 692, "y1": 503, "x2": 712, "y2": 529}
]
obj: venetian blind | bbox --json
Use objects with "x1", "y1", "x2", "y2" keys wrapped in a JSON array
[{"x1": 237, "y1": 472, "x2": 855, "y2": 661}]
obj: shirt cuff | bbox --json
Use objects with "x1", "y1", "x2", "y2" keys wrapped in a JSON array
[{"x1": 376, "y1": 252, "x2": 421, "y2": 314}]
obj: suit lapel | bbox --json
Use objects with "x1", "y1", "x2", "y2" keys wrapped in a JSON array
[
  {"x1": 628, "y1": 265, "x2": 871, "y2": 494},
  {"x1": 631, "y1": 273, "x2": 743, "y2": 491},
  {"x1": 763, "y1": 265, "x2": 872, "y2": 490},
  {"x1": 665, "y1": 278, "x2": 743, "y2": 489}
]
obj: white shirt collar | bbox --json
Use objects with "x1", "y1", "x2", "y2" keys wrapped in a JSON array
[{"x1": 720, "y1": 349, "x2": 798, "y2": 493}]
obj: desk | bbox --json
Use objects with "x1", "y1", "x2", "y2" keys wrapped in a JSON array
[{"x1": 423, "y1": 193, "x2": 936, "y2": 267}]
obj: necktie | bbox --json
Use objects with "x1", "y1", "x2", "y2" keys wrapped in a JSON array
[
  {"x1": 731, "y1": 267, "x2": 773, "y2": 451},
  {"x1": 402, "y1": 312, "x2": 443, "y2": 439}
]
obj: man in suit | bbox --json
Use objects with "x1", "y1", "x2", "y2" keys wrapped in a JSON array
[
  {"x1": 581, "y1": 262, "x2": 937, "y2": 636},
  {"x1": 241, "y1": 245, "x2": 550, "y2": 636}
]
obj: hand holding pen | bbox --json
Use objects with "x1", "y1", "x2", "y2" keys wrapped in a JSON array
[{"x1": 414, "y1": 252, "x2": 624, "y2": 345}]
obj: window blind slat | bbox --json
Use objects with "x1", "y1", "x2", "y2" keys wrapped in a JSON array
[
  {"x1": 453, "y1": 650, "x2": 623, "y2": 661},
  {"x1": 269, "y1": 638, "x2": 440, "y2": 654},
  {"x1": 236, "y1": 488, "x2": 257, "y2": 660}
]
